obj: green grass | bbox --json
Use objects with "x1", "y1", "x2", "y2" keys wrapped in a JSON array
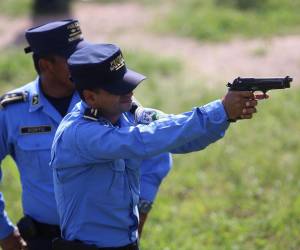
[
  {"x1": 154, "y1": 0, "x2": 300, "y2": 41},
  {"x1": 1, "y1": 48, "x2": 300, "y2": 249},
  {"x1": 0, "y1": 157, "x2": 22, "y2": 225},
  {"x1": 139, "y1": 88, "x2": 300, "y2": 250}
]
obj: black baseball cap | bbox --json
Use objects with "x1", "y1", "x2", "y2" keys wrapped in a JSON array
[{"x1": 68, "y1": 43, "x2": 146, "y2": 95}]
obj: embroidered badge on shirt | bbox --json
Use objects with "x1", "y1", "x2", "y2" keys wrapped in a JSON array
[
  {"x1": 20, "y1": 125, "x2": 52, "y2": 135},
  {"x1": 134, "y1": 107, "x2": 167, "y2": 124},
  {"x1": 32, "y1": 94, "x2": 39, "y2": 105}
]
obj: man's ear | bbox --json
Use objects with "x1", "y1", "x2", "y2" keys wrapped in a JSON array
[{"x1": 83, "y1": 89, "x2": 97, "y2": 107}]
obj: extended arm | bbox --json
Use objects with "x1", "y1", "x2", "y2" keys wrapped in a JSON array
[{"x1": 70, "y1": 100, "x2": 229, "y2": 162}]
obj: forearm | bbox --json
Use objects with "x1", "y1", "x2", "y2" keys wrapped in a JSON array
[
  {"x1": 0, "y1": 192, "x2": 15, "y2": 240},
  {"x1": 0, "y1": 170, "x2": 15, "y2": 239},
  {"x1": 140, "y1": 100, "x2": 229, "y2": 156},
  {"x1": 170, "y1": 100, "x2": 229, "y2": 153}
]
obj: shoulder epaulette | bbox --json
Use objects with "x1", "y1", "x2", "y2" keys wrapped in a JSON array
[
  {"x1": 0, "y1": 91, "x2": 28, "y2": 109},
  {"x1": 83, "y1": 108, "x2": 112, "y2": 126}
]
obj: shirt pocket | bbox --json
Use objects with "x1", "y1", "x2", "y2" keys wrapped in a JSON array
[{"x1": 15, "y1": 134, "x2": 54, "y2": 181}]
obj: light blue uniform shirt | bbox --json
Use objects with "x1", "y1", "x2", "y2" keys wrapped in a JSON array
[
  {"x1": 126, "y1": 109, "x2": 172, "y2": 202},
  {"x1": 0, "y1": 78, "x2": 80, "y2": 239},
  {"x1": 139, "y1": 154, "x2": 172, "y2": 202},
  {"x1": 50, "y1": 100, "x2": 229, "y2": 248},
  {"x1": 0, "y1": 78, "x2": 172, "y2": 239}
]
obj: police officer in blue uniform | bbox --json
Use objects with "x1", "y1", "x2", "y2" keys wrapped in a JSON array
[
  {"x1": 0, "y1": 19, "x2": 87, "y2": 250},
  {"x1": 0, "y1": 20, "x2": 172, "y2": 249},
  {"x1": 50, "y1": 43, "x2": 264, "y2": 250}
]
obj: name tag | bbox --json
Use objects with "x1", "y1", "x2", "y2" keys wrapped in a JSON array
[{"x1": 20, "y1": 126, "x2": 52, "y2": 134}]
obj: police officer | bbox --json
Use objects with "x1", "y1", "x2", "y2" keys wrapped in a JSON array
[
  {"x1": 0, "y1": 19, "x2": 87, "y2": 250},
  {"x1": 50, "y1": 43, "x2": 265, "y2": 250},
  {"x1": 0, "y1": 20, "x2": 172, "y2": 249}
]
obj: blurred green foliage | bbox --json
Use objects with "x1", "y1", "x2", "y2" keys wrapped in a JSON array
[
  {"x1": 0, "y1": 157, "x2": 22, "y2": 225},
  {"x1": 154, "y1": 0, "x2": 300, "y2": 41},
  {"x1": 216, "y1": 0, "x2": 269, "y2": 10},
  {"x1": 0, "y1": 0, "x2": 32, "y2": 15},
  {"x1": 125, "y1": 49, "x2": 183, "y2": 110},
  {"x1": 0, "y1": 50, "x2": 36, "y2": 93}
]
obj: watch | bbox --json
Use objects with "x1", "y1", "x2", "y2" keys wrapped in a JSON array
[{"x1": 138, "y1": 199, "x2": 153, "y2": 214}]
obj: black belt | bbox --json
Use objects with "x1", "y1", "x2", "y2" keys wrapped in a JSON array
[
  {"x1": 52, "y1": 238, "x2": 139, "y2": 250},
  {"x1": 17, "y1": 215, "x2": 61, "y2": 240},
  {"x1": 34, "y1": 219, "x2": 61, "y2": 238},
  {"x1": 98, "y1": 241, "x2": 139, "y2": 250}
]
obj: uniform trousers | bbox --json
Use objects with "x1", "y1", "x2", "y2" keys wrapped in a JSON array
[{"x1": 17, "y1": 216, "x2": 60, "y2": 250}]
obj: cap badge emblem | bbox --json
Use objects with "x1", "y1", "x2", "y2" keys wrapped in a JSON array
[{"x1": 110, "y1": 54, "x2": 125, "y2": 72}]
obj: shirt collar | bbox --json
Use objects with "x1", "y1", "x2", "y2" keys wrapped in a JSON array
[
  {"x1": 80, "y1": 101, "x2": 129, "y2": 126},
  {"x1": 29, "y1": 77, "x2": 80, "y2": 111}
]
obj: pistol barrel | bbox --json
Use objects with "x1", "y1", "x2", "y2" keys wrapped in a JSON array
[{"x1": 228, "y1": 76, "x2": 292, "y2": 92}]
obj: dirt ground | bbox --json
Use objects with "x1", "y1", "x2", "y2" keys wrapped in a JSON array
[{"x1": 0, "y1": 1, "x2": 299, "y2": 86}]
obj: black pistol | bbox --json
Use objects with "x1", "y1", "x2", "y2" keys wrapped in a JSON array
[{"x1": 227, "y1": 76, "x2": 292, "y2": 94}]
